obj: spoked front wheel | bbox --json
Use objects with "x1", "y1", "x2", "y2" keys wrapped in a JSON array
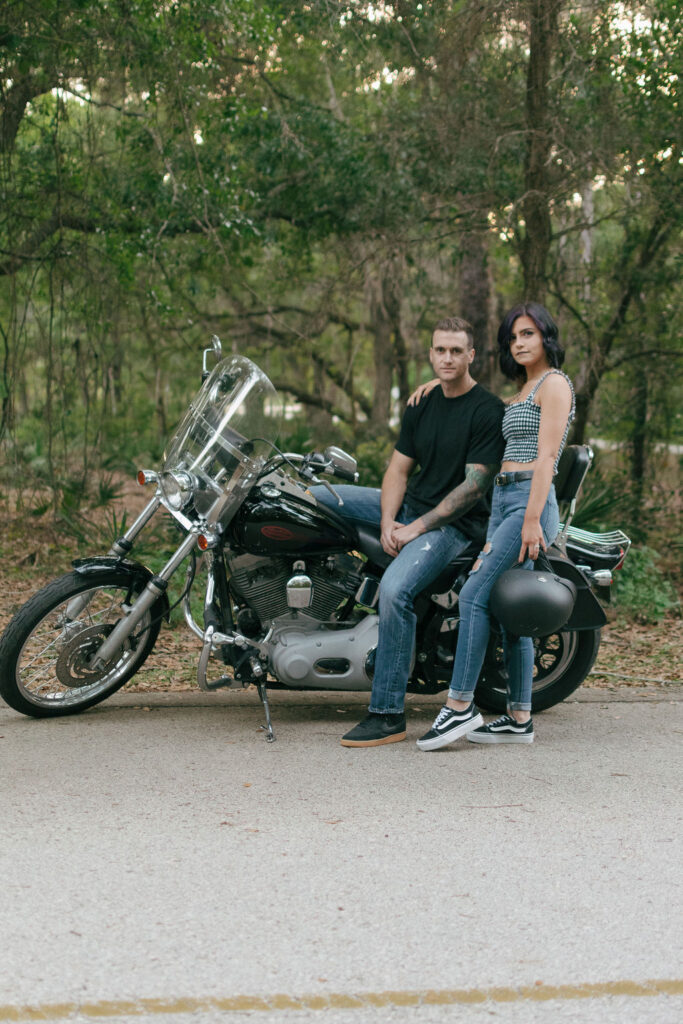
[{"x1": 0, "y1": 568, "x2": 163, "y2": 717}]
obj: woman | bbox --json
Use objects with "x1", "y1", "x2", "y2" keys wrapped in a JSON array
[{"x1": 414, "y1": 302, "x2": 575, "y2": 750}]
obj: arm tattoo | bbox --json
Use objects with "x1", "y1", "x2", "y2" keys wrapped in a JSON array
[{"x1": 420, "y1": 463, "x2": 499, "y2": 532}]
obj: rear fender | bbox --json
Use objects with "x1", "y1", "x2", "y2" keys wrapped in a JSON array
[
  {"x1": 547, "y1": 550, "x2": 606, "y2": 631},
  {"x1": 72, "y1": 557, "x2": 171, "y2": 623}
]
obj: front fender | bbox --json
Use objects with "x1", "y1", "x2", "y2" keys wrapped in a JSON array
[{"x1": 72, "y1": 557, "x2": 171, "y2": 622}]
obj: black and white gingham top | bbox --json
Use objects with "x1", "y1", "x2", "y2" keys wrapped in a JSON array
[{"x1": 502, "y1": 370, "x2": 575, "y2": 474}]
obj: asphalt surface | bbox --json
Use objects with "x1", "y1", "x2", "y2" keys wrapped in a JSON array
[{"x1": 1, "y1": 686, "x2": 681, "y2": 1024}]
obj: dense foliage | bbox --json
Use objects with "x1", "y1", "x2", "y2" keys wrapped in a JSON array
[{"x1": 0, "y1": 0, "x2": 680, "y2": 560}]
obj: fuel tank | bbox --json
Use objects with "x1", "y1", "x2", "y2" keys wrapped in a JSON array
[{"x1": 229, "y1": 488, "x2": 357, "y2": 555}]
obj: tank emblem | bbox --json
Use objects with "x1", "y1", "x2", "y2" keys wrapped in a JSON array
[{"x1": 261, "y1": 525, "x2": 297, "y2": 540}]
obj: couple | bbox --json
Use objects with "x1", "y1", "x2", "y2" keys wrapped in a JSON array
[{"x1": 313, "y1": 302, "x2": 575, "y2": 750}]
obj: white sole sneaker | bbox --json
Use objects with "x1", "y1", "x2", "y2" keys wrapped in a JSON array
[
  {"x1": 416, "y1": 712, "x2": 483, "y2": 751},
  {"x1": 467, "y1": 730, "x2": 534, "y2": 744}
]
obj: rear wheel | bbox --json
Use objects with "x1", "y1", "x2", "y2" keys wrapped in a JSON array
[
  {"x1": 0, "y1": 569, "x2": 163, "y2": 717},
  {"x1": 475, "y1": 628, "x2": 601, "y2": 713}
]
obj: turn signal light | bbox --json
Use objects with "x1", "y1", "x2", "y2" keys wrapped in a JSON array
[
  {"x1": 137, "y1": 469, "x2": 158, "y2": 486},
  {"x1": 197, "y1": 529, "x2": 218, "y2": 551}
]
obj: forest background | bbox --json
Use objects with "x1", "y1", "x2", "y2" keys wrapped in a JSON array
[{"x1": 0, "y1": 0, "x2": 681, "y2": 625}]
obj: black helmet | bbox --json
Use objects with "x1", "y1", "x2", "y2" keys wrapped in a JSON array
[{"x1": 489, "y1": 566, "x2": 577, "y2": 637}]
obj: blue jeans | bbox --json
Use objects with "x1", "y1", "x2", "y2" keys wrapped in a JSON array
[
  {"x1": 449, "y1": 479, "x2": 560, "y2": 712},
  {"x1": 311, "y1": 485, "x2": 470, "y2": 714}
]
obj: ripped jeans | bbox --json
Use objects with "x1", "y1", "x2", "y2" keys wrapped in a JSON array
[
  {"x1": 311, "y1": 485, "x2": 470, "y2": 714},
  {"x1": 449, "y1": 479, "x2": 560, "y2": 712}
]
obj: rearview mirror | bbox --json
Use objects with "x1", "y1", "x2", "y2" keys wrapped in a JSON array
[{"x1": 324, "y1": 446, "x2": 358, "y2": 482}]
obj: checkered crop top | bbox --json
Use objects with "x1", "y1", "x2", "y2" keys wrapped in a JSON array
[{"x1": 502, "y1": 370, "x2": 575, "y2": 474}]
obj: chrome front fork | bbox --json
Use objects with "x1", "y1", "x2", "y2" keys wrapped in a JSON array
[
  {"x1": 91, "y1": 531, "x2": 198, "y2": 667},
  {"x1": 108, "y1": 496, "x2": 162, "y2": 558}
]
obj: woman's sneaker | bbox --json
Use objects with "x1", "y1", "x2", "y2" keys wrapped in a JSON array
[
  {"x1": 467, "y1": 714, "x2": 534, "y2": 744},
  {"x1": 416, "y1": 702, "x2": 483, "y2": 751}
]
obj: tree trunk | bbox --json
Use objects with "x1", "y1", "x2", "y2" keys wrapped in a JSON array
[
  {"x1": 0, "y1": 73, "x2": 55, "y2": 154},
  {"x1": 459, "y1": 231, "x2": 499, "y2": 390},
  {"x1": 366, "y1": 256, "x2": 403, "y2": 429},
  {"x1": 308, "y1": 358, "x2": 334, "y2": 437},
  {"x1": 519, "y1": 0, "x2": 561, "y2": 301},
  {"x1": 154, "y1": 366, "x2": 168, "y2": 440},
  {"x1": 0, "y1": 323, "x2": 13, "y2": 441},
  {"x1": 629, "y1": 366, "x2": 648, "y2": 535},
  {"x1": 581, "y1": 180, "x2": 594, "y2": 304}
]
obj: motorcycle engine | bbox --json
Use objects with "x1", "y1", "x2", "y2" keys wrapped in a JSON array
[
  {"x1": 227, "y1": 551, "x2": 380, "y2": 690},
  {"x1": 227, "y1": 551, "x2": 364, "y2": 627}
]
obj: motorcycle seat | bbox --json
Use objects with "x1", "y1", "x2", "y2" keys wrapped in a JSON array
[{"x1": 354, "y1": 524, "x2": 392, "y2": 568}]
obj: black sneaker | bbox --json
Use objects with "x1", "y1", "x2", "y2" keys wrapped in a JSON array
[
  {"x1": 340, "y1": 712, "x2": 406, "y2": 747},
  {"x1": 467, "y1": 714, "x2": 534, "y2": 744},
  {"x1": 416, "y1": 702, "x2": 483, "y2": 751}
]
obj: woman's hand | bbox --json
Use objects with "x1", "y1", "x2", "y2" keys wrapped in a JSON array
[
  {"x1": 519, "y1": 517, "x2": 546, "y2": 562},
  {"x1": 407, "y1": 378, "x2": 439, "y2": 407}
]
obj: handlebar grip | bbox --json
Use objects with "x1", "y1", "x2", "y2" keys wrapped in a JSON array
[{"x1": 334, "y1": 466, "x2": 358, "y2": 483}]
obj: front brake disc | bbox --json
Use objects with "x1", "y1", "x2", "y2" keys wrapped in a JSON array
[{"x1": 55, "y1": 624, "x2": 129, "y2": 688}]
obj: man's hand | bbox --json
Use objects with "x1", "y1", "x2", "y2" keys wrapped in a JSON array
[
  {"x1": 381, "y1": 520, "x2": 403, "y2": 557},
  {"x1": 380, "y1": 451, "x2": 415, "y2": 556},
  {"x1": 391, "y1": 519, "x2": 425, "y2": 552}
]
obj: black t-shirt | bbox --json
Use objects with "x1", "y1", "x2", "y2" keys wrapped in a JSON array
[{"x1": 395, "y1": 384, "x2": 505, "y2": 541}]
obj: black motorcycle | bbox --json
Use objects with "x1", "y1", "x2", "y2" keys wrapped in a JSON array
[{"x1": 0, "y1": 339, "x2": 630, "y2": 740}]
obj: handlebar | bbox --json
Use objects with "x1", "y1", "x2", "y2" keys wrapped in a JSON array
[
  {"x1": 265, "y1": 450, "x2": 358, "y2": 484},
  {"x1": 259, "y1": 450, "x2": 357, "y2": 506}
]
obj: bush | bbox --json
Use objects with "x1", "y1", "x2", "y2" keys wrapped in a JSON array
[
  {"x1": 354, "y1": 437, "x2": 395, "y2": 488},
  {"x1": 614, "y1": 546, "x2": 680, "y2": 623}
]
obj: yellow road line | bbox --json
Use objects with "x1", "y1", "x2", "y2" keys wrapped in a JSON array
[{"x1": 0, "y1": 980, "x2": 681, "y2": 1021}]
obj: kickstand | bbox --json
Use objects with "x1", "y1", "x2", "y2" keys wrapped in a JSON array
[{"x1": 256, "y1": 680, "x2": 276, "y2": 742}]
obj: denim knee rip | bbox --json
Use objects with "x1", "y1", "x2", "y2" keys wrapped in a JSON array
[{"x1": 471, "y1": 542, "x2": 493, "y2": 574}]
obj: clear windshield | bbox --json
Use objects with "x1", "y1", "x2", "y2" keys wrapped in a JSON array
[{"x1": 162, "y1": 356, "x2": 282, "y2": 521}]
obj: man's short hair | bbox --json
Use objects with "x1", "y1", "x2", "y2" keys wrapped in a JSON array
[{"x1": 433, "y1": 316, "x2": 474, "y2": 348}]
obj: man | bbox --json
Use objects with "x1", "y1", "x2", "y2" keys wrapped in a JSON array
[{"x1": 313, "y1": 317, "x2": 505, "y2": 746}]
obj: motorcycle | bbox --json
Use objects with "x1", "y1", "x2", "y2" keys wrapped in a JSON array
[{"x1": 0, "y1": 337, "x2": 631, "y2": 740}]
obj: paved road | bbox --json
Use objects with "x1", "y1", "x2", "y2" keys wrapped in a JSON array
[{"x1": 1, "y1": 687, "x2": 681, "y2": 1024}]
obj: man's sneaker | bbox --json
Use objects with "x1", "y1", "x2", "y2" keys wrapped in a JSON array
[
  {"x1": 416, "y1": 702, "x2": 483, "y2": 751},
  {"x1": 340, "y1": 712, "x2": 406, "y2": 747},
  {"x1": 467, "y1": 714, "x2": 534, "y2": 744}
]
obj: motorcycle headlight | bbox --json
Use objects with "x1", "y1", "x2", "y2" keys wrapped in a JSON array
[{"x1": 159, "y1": 471, "x2": 195, "y2": 511}]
